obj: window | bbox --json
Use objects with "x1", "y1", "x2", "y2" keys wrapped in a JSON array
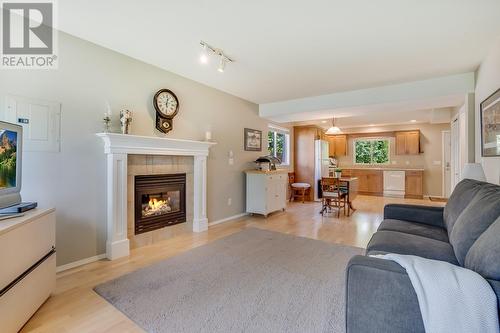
[
  {"x1": 354, "y1": 138, "x2": 390, "y2": 164},
  {"x1": 268, "y1": 125, "x2": 290, "y2": 165}
]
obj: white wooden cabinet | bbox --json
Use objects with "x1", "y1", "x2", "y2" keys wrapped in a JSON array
[
  {"x1": 0, "y1": 208, "x2": 56, "y2": 333},
  {"x1": 245, "y1": 170, "x2": 287, "y2": 217}
]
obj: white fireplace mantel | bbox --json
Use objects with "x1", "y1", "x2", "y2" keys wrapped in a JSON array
[{"x1": 96, "y1": 133, "x2": 216, "y2": 260}]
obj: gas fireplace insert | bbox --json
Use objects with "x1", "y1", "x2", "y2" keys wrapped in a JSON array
[{"x1": 134, "y1": 173, "x2": 186, "y2": 234}]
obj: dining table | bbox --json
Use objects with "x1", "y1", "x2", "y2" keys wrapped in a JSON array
[{"x1": 338, "y1": 176, "x2": 358, "y2": 216}]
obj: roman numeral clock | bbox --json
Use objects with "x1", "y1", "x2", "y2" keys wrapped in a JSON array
[{"x1": 153, "y1": 89, "x2": 179, "y2": 133}]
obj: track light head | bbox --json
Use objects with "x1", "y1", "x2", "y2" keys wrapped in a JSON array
[
  {"x1": 200, "y1": 43, "x2": 209, "y2": 64},
  {"x1": 217, "y1": 56, "x2": 226, "y2": 73}
]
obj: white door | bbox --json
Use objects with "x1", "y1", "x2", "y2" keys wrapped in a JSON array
[
  {"x1": 442, "y1": 131, "x2": 451, "y2": 197},
  {"x1": 450, "y1": 117, "x2": 460, "y2": 190}
]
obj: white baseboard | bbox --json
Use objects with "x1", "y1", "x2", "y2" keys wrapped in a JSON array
[
  {"x1": 57, "y1": 214, "x2": 248, "y2": 272},
  {"x1": 56, "y1": 253, "x2": 106, "y2": 273},
  {"x1": 208, "y1": 213, "x2": 248, "y2": 227}
]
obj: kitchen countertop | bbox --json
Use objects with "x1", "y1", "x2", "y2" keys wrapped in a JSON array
[
  {"x1": 245, "y1": 169, "x2": 289, "y2": 174},
  {"x1": 332, "y1": 167, "x2": 425, "y2": 171}
]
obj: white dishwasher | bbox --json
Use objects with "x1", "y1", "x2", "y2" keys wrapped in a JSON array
[{"x1": 383, "y1": 170, "x2": 405, "y2": 197}]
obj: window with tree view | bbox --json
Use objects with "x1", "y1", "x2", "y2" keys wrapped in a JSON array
[
  {"x1": 268, "y1": 128, "x2": 290, "y2": 165},
  {"x1": 354, "y1": 138, "x2": 390, "y2": 164}
]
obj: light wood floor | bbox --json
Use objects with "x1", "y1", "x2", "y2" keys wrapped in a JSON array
[{"x1": 22, "y1": 195, "x2": 443, "y2": 333}]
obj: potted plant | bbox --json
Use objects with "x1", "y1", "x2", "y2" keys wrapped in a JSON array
[{"x1": 334, "y1": 168, "x2": 342, "y2": 178}]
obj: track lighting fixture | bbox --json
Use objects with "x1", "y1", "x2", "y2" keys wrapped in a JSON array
[{"x1": 199, "y1": 40, "x2": 234, "y2": 72}]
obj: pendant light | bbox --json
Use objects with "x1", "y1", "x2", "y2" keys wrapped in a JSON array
[{"x1": 325, "y1": 117, "x2": 341, "y2": 134}]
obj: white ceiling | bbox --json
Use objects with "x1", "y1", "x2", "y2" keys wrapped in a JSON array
[
  {"x1": 293, "y1": 108, "x2": 454, "y2": 129},
  {"x1": 58, "y1": 0, "x2": 500, "y2": 104}
]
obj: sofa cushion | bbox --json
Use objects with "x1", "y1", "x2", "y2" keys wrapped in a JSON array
[
  {"x1": 443, "y1": 179, "x2": 483, "y2": 233},
  {"x1": 378, "y1": 219, "x2": 449, "y2": 242},
  {"x1": 449, "y1": 183, "x2": 500, "y2": 265},
  {"x1": 465, "y1": 217, "x2": 500, "y2": 280},
  {"x1": 366, "y1": 231, "x2": 459, "y2": 264}
]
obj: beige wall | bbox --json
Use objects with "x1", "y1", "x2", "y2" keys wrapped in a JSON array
[
  {"x1": 475, "y1": 38, "x2": 500, "y2": 184},
  {"x1": 0, "y1": 32, "x2": 272, "y2": 265},
  {"x1": 337, "y1": 123, "x2": 450, "y2": 196}
]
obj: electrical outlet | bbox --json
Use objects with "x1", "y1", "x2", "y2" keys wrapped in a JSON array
[{"x1": 227, "y1": 198, "x2": 232, "y2": 206}]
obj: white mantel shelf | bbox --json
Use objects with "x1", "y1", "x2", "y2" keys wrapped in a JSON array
[
  {"x1": 96, "y1": 133, "x2": 216, "y2": 260},
  {"x1": 96, "y1": 132, "x2": 217, "y2": 156}
]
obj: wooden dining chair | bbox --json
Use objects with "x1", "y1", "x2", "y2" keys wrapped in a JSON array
[
  {"x1": 288, "y1": 172, "x2": 311, "y2": 203},
  {"x1": 320, "y1": 177, "x2": 347, "y2": 217}
]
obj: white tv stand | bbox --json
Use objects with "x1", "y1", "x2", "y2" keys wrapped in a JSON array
[{"x1": 0, "y1": 208, "x2": 56, "y2": 332}]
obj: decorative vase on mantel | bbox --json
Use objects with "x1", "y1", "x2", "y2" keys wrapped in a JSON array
[{"x1": 120, "y1": 109, "x2": 132, "y2": 134}]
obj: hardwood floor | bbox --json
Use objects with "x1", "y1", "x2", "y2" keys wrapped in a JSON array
[{"x1": 22, "y1": 195, "x2": 443, "y2": 333}]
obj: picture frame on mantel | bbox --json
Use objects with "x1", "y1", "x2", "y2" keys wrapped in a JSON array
[
  {"x1": 244, "y1": 128, "x2": 262, "y2": 151},
  {"x1": 480, "y1": 88, "x2": 500, "y2": 157}
]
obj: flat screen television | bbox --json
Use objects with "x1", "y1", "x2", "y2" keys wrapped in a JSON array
[{"x1": 0, "y1": 121, "x2": 22, "y2": 209}]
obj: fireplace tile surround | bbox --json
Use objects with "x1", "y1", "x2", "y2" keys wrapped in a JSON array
[
  {"x1": 97, "y1": 133, "x2": 216, "y2": 260},
  {"x1": 128, "y1": 155, "x2": 193, "y2": 249}
]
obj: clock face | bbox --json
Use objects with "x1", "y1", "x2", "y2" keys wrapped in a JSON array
[{"x1": 154, "y1": 89, "x2": 179, "y2": 118}]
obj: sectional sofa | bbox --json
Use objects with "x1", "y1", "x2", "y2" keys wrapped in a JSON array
[{"x1": 346, "y1": 179, "x2": 500, "y2": 333}]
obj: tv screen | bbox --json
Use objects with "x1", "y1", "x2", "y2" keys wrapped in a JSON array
[{"x1": 0, "y1": 129, "x2": 17, "y2": 189}]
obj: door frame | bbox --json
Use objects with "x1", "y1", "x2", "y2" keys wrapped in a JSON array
[{"x1": 441, "y1": 130, "x2": 451, "y2": 197}]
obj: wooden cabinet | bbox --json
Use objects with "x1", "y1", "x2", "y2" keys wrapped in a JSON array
[
  {"x1": 405, "y1": 170, "x2": 423, "y2": 199},
  {"x1": 246, "y1": 171, "x2": 287, "y2": 216},
  {"x1": 345, "y1": 169, "x2": 383, "y2": 195},
  {"x1": 326, "y1": 134, "x2": 347, "y2": 157},
  {"x1": 294, "y1": 126, "x2": 323, "y2": 201},
  {"x1": 395, "y1": 130, "x2": 421, "y2": 155}
]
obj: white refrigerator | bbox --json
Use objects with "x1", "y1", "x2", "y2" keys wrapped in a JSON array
[{"x1": 314, "y1": 139, "x2": 330, "y2": 201}]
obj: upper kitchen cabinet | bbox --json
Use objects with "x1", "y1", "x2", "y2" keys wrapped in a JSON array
[
  {"x1": 326, "y1": 134, "x2": 347, "y2": 157},
  {"x1": 395, "y1": 130, "x2": 421, "y2": 155}
]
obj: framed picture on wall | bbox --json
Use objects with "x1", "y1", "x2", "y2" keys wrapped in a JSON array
[
  {"x1": 244, "y1": 128, "x2": 262, "y2": 151},
  {"x1": 480, "y1": 88, "x2": 500, "y2": 157}
]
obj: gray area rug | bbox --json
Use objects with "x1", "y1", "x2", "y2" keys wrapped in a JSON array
[{"x1": 94, "y1": 228, "x2": 363, "y2": 333}]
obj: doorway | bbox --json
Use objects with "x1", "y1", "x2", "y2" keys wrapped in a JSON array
[{"x1": 450, "y1": 116, "x2": 461, "y2": 191}]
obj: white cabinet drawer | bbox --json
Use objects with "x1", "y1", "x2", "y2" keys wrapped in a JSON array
[
  {"x1": 0, "y1": 253, "x2": 55, "y2": 333},
  {"x1": 0, "y1": 211, "x2": 55, "y2": 290}
]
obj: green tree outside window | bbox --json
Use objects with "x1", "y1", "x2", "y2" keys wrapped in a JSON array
[{"x1": 354, "y1": 139, "x2": 389, "y2": 164}]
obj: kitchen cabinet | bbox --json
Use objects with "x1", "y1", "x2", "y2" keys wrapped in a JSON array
[
  {"x1": 405, "y1": 170, "x2": 423, "y2": 199},
  {"x1": 347, "y1": 169, "x2": 383, "y2": 195},
  {"x1": 246, "y1": 170, "x2": 287, "y2": 217},
  {"x1": 395, "y1": 130, "x2": 421, "y2": 155},
  {"x1": 326, "y1": 134, "x2": 347, "y2": 157}
]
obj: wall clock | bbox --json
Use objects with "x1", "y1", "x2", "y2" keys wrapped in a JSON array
[{"x1": 153, "y1": 89, "x2": 179, "y2": 133}]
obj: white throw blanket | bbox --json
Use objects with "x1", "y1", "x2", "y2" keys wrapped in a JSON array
[{"x1": 372, "y1": 254, "x2": 499, "y2": 333}]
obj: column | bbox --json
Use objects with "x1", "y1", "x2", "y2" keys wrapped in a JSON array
[
  {"x1": 193, "y1": 155, "x2": 208, "y2": 232},
  {"x1": 106, "y1": 153, "x2": 130, "y2": 259}
]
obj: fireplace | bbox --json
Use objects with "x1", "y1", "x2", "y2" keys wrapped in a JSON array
[{"x1": 134, "y1": 173, "x2": 186, "y2": 234}]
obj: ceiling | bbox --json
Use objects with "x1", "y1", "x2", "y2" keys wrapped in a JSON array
[
  {"x1": 293, "y1": 108, "x2": 454, "y2": 129},
  {"x1": 58, "y1": 0, "x2": 500, "y2": 104}
]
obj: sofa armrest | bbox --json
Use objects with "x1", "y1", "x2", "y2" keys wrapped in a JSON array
[
  {"x1": 384, "y1": 204, "x2": 445, "y2": 228},
  {"x1": 346, "y1": 255, "x2": 425, "y2": 333}
]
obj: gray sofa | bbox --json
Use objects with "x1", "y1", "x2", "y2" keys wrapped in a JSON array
[{"x1": 346, "y1": 179, "x2": 500, "y2": 333}]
